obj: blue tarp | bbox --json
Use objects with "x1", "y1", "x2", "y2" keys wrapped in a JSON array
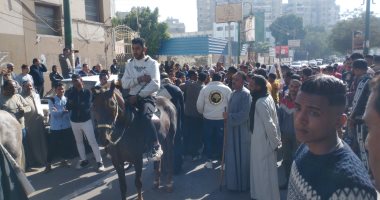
[{"x1": 158, "y1": 36, "x2": 238, "y2": 56}]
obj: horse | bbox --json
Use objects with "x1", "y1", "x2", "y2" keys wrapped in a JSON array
[
  {"x1": 0, "y1": 110, "x2": 25, "y2": 170},
  {"x1": 91, "y1": 83, "x2": 177, "y2": 200}
]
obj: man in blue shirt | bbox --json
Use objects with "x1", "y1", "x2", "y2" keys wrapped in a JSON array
[
  {"x1": 45, "y1": 82, "x2": 76, "y2": 172},
  {"x1": 65, "y1": 74, "x2": 104, "y2": 172}
]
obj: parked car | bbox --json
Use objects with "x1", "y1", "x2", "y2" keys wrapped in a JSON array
[
  {"x1": 290, "y1": 61, "x2": 302, "y2": 69},
  {"x1": 309, "y1": 60, "x2": 317, "y2": 66},
  {"x1": 316, "y1": 59, "x2": 323, "y2": 65}
]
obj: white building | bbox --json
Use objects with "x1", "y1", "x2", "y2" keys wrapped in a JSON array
[
  {"x1": 213, "y1": 22, "x2": 239, "y2": 42},
  {"x1": 165, "y1": 17, "x2": 186, "y2": 34},
  {"x1": 283, "y1": 0, "x2": 340, "y2": 29}
]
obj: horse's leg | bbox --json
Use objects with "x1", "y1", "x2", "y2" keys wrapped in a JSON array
[
  {"x1": 153, "y1": 161, "x2": 161, "y2": 189},
  {"x1": 114, "y1": 160, "x2": 127, "y2": 200},
  {"x1": 165, "y1": 138, "x2": 174, "y2": 193},
  {"x1": 134, "y1": 158, "x2": 143, "y2": 200}
]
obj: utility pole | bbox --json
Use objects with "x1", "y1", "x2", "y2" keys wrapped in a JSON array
[
  {"x1": 364, "y1": 0, "x2": 371, "y2": 55},
  {"x1": 228, "y1": 22, "x2": 232, "y2": 67},
  {"x1": 63, "y1": 0, "x2": 74, "y2": 74},
  {"x1": 237, "y1": 22, "x2": 241, "y2": 64},
  {"x1": 63, "y1": 0, "x2": 73, "y2": 51},
  {"x1": 363, "y1": 0, "x2": 372, "y2": 55}
]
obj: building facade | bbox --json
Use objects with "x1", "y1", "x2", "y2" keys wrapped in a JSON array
[
  {"x1": 165, "y1": 17, "x2": 186, "y2": 34},
  {"x1": 213, "y1": 22, "x2": 239, "y2": 42},
  {"x1": 283, "y1": 0, "x2": 340, "y2": 29},
  {"x1": 197, "y1": 0, "x2": 215, "y2": 32},
  {"x1": 198, "y1": 0, "x2": 281, "y2": 43},
  {"x1": 0, "y1": 0, "x2": 113, "y2": 76}
]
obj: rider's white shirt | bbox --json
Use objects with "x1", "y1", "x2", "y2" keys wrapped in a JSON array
[{"x1": 121, "y1": 55, "x2": 160, "y2": 98}]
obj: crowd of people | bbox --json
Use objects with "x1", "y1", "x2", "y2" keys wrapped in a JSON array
[
  {"x1": 1, "y1": 36, "x2": 380, "y2": 199},
  {"x1": 157, "y1": 52, "x2": 380, "y2": 199}
]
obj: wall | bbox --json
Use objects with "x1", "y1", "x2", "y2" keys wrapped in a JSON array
[{"x1": 0, "y1": 0, "x2": 113, "y2": 92}]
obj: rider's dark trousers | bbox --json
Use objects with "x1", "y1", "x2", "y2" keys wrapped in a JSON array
[{"x1": 136, "y1": 96, "x2": 159, "y2": 148}]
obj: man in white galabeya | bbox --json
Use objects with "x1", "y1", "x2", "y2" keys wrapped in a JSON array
[{"x1": 121, "y1": 37, "x2": 163, "y2": 161}]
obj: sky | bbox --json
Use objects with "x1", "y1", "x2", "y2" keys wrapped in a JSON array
[{"x1": 115, "y1": 0, "x2": 380, "y2": 32}]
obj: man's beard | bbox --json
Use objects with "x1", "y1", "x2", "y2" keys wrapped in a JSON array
[{"x1": 134, "y1": 53, "x2": 145, "y2": 60}]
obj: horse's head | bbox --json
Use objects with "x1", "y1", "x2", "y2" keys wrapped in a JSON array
[{"x1": 91, "y1": 82, "x2": 123, "y2": 144}]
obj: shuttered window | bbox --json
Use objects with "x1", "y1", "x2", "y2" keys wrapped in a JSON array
[
  {"x1": 85, "y1": 0, "x2": 101, "y2": 22},
  {"x1": 35, "y1": 4, "x2": 61, "y2": 36}
]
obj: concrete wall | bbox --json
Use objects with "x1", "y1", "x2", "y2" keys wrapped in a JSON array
[{"x1": 0, "y1": 0, "x2": 113, "y2": 81}]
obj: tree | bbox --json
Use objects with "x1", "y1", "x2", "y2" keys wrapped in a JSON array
[
  {"x1": 269, "y1": 14, "x2": 306, "y2": 45},
  {"x1": 301, "y1": 26, "x2": 332, "y2": 59},
  {"x1": 124, "y1": 7, "x2": 170, "y2": 56},
  {"x1": 329, "y1": 14, "x2": 380, "y2": 54},
  {"x1": 252, "y1": 42, "x2": 270, "y2": 53},
  {"x1": 111, "y1": 17, "x2": 123, "y2": 27}
]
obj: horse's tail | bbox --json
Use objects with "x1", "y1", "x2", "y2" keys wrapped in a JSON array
[{"x1": 156, "y1": 96, "x2": 177, "y2": 139}]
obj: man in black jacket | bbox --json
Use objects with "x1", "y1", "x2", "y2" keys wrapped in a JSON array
[
  {"x1": 29, "y1": 58, "x2": 47, "y2": 97},
  {"x1": 65, "y1": 74, "x2": 104, "y2": 172},
  {"x1": 349, "y1": 59, "x2": 372, "y2": 170}
]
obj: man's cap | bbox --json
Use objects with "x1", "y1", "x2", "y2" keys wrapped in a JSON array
[{"x1": 6, "y1": 63, "x2": 14, "y2": 68}]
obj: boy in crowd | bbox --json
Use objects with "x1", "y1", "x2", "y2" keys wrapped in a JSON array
[{"x1": 287, "y1": 75, "x2": 377, "y2": 199}]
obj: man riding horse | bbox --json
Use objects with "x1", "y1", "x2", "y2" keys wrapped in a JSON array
[{"x1": 121, "y1": 37, "x2": 163, "y2": 161}]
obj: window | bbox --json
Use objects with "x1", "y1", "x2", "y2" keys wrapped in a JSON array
[
  {"x1": 225, "y1": 25, "x2": 234, "y2": 30},
  {"x1": 35, "y1": 3, "x2": 61, "y2": 36},
  {"x1": 85, "y1": 0, "x2": 101, "y2": 22},
  {"x1": 217, "y1": 26, "x2": 223, "y2": 31}
]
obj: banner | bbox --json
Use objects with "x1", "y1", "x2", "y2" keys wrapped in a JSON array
[
  {"x1": 275, "y1": 46, "x2": 289, "y2": 58},
  {"x1": 215, "y1": 3, "x2": 242, "y2": 23},
  {"x1": 244, "y1": 16, "x2": 255, "y2": 42},
  {"x1": 288, "y1": 40, "x2": 300, "y2": 48}
]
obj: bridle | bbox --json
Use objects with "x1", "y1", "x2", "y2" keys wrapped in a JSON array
[{"x1": 96, "y1": 93, "x2": 125, "y2": 146}]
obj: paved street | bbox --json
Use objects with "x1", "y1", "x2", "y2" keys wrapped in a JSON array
[{"x1": 26, "y1": 150, "x2": 287, "y2": 200}]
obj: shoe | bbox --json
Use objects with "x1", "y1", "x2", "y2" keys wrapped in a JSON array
[
  {"x1": 76, "y1": 160, "x2": 89, "y2": 169},
  {"x1": 44, "y1": 165, "x2": 52, "y2": 173},
  {"x1": 97, "y1": 162, "x2": 105, "y2": 172},
  {"x1": 204, "y1": 160, "x2": 213, "y2": 169},
  {"x1": 60, "y1": 160, "x2": 70, "y2": 168},
  {"x1": 150, "y1": 145, "x2": 163, "y2": 161}
]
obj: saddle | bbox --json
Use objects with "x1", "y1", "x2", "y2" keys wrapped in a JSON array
[{"x1": 124, "y1": 104, "x2": 160, "y2": 129}]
